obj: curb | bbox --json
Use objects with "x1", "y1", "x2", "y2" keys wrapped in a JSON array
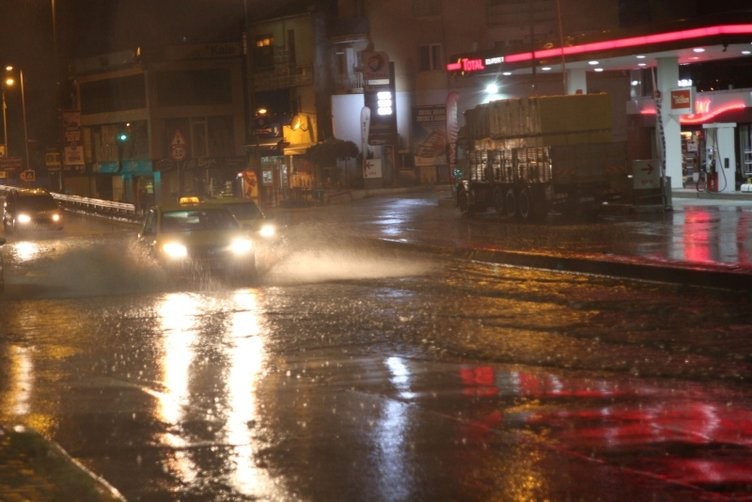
[
  {"x1": 0, "y1": 425, "x2": 126, "y2": 501},
  {"x1": 376, "y1": 238, "x2": 752, "y2": 291}
]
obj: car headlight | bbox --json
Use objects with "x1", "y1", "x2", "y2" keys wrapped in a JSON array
[
  {"x1": 17, "y1": 213, "x2": 32, "y2": 224},
  {"x1": 258, "y1": 223, "x2": 276, "y2": 239},
  {"x1": 229, "y1": 237, "x2": 253, "y2": 256},
  {"x1": 51, "y1": 213, "x2": 62, "y2": 222},
  {"x1": 161, "y1": 241, "x2": 188, "y2": 259}
]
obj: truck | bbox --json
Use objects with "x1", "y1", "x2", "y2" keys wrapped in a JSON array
[{"x1": 454, "y1": 93, "x2": 628, "y2": 220}]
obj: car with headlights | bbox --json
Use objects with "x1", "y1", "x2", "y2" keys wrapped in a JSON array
[
  {"x1": 203, "y1": 196, "x2": 277, "y2": 241},
  {"x1": 137, "y1": 197, "x2": 256, "y2": 278},
  {"x1": 2, "y1": 188, "x2": 64, "y2": 232}
]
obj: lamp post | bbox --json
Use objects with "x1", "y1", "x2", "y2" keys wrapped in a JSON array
[
  {"x1": 4, "y1": 66, "x2": 30, "y2": 170},
  {"x1": 1, "y1": 88, "x2": 7, "y2": 157}
]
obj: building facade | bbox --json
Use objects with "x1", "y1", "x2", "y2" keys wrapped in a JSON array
[
  {"x1": 66, "y1": 42, "x2": 247, "y2": 209},
  {"x1": 62, "y1": 0, "x2": 752, "y2": 205}
]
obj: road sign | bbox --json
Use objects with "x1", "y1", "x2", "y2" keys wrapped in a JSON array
[
  {"x1": 170, "y1": 130, "x2": 188, "y2": 161},
  {"x1": 46, "y1": 151, "x2": 62, "y2": 171},
  {"x1": 0, "y1": 156, "x2": 23, "y2": 171},
  {"x1": 19, "y1": 169, "x2": 36, "y2": 182},
  {"x1": 632, "y1": 160, "x2": 660, "y2": 189}
]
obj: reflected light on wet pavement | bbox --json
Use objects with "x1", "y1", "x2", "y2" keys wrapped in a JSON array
[
  {"x1": 152, "y1": 290, "x2": 281, "y2": 498},
  {"x1": 456, "y1": 364, "x2": 752, "y2": 495}
]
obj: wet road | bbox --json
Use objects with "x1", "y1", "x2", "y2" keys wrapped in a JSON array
[{"x1": 0, "y1": 199, "x2": 751, "y2": 500}]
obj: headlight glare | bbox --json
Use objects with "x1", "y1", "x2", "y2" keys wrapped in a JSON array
[
  {"x1": 162, "y1": 241, "x2": 188, "y2": 259},
  {"x1": 258, "y1": 223, "x2": 276, "y2": 239},
  {"x1": 51, "y1": 213, "x2": 62, "y2": 222},
  {"x1": 17, "y1": 213, "x2": 32, "y2": 224},
  {"x1": 230, "y1": 237, "x2": 253, "y2": 255}
]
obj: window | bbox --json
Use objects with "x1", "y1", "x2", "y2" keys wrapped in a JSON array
[
  {"x1": 255, "y1": 35, "x2": 274, "y2": 69},
  {"x1": 165, "y1": 116, "x2": 234, "y2": 159},
  {"x1": 413, "y1": 0, "x2": 440, "y2": 17},
  {"x1": 155, "y1": 70, "x2": 232, "y2": 107},
  {"x1": 419, "y1": 44, "x2": 443, "y2": 72},
  {"x1": 287, "y1": 29, "x2": 296, "y2": 66},
  {"x1": 80, "y1": 75, "x2": 146, "y2": 114}
]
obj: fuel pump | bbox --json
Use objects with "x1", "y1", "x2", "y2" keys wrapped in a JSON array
[{"x1": 704, "y1": 144, "x2": 719, "y2": 192}]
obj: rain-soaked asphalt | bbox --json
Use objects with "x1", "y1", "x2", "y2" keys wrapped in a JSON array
[{"x1": 1, "y1": 191, "x2": 751, "y2": 500}]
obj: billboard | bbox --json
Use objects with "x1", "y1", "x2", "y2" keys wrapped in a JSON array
[{"x1": 413, "y1": 105, "x2": 447, "y2": 168}]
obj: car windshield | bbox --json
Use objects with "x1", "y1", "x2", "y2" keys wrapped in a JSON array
[
  {"x1": 160, "y1": 208, "x2": 239, "y2": 232},
  {"x1": 16, "y1": 195, "x2": 57, "y2": 210},
  {"x1": 223, "y1": 202, "x2": 263, "y2": 220}
]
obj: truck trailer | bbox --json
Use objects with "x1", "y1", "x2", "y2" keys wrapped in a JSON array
[{"x1": 455, "y1": 93, "x2": 628, "y2": 220}]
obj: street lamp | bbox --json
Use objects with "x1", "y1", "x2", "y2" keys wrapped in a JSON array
[
  {"x1": 1, "y1": 86, "x2": 8, "y2": 157},
  {"x1": 4, "y1": 65, "x2": 30, "y2": 170}
]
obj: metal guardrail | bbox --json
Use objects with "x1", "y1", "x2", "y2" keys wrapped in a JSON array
[{"x1": 0, "y1": 185, "x2": 138, "y2": 220}]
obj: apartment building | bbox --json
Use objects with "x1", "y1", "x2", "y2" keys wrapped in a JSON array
[{"x1": 65, "y1": 42, "x2": 246, "y2": 208}]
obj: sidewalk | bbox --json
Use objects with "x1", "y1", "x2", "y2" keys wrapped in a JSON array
[{"x1": 0, "y1": 424, "x2": 125, "y2": 501}]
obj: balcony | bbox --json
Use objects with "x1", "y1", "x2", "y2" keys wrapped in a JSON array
[
  {"x1": 333, "y1": 71, "x2": 364, "y2": 94},
  {"x1": 252, "y1": 46, "x2": 314, "y2": 90},
  {"x1": 253, "y1": 64, "x2": 313, "y2": 91},
  {"x1": 328, "y1": 16, "x2": 369, "y2": 43}
]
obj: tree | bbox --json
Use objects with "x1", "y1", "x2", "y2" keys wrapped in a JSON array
[{"x1": 304, "y1": 137, "x2": 359, "y2": 187}]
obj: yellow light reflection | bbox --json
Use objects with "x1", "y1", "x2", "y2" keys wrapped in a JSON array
[
  {"x1": 225, "y1": 289, "x2": 274, "y2": 495},
  {"x1": 13, "y1": 241, "x2": 40, "y2": 262},
  {"x1": 376, "y1": 356, "x2": 412, "y2": 500},
  {"x1": 8, "y1": 345, "x2": 34, "y2": 416},
  {"x1": 156, "y1": 292, "x2": 201, "y2": 482}
]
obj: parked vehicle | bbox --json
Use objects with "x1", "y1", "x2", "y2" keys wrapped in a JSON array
[{"x1": 454, "y1": 93, "x2": 628, "y2": 220}]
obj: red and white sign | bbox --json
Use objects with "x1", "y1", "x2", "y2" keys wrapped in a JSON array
[
  {"x1": 19, "y1": 169, "x2": 36, "y2": 182},
  {"x1": 170, "y1": 129, "x2": 189, "y2": 161},
  {"x1": 670, "y1": 87, "x2": 695, "y2": 115}
]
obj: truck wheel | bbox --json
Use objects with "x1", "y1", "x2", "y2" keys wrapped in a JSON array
[
  {"x1": 492, "y1": 188, "x2": 506, "y2": 215},
  {"x1": 529, "y1": 188, "x2": 549, "y2": 222},
  {"x1": 504, "y1": 188, "x2": 517, "y2": 217},
  {"x1": 517, "y1": 188, "x2": 531, "y2": 220}
]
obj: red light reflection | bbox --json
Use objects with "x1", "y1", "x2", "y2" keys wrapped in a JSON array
[{"x1": 458, "y1": 365, "x2": 752, "y2": 494}]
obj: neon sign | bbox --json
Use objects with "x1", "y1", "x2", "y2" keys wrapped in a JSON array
[
  {"x1": 446, "y1": 56, "x2": 504, "y2": 73},
  {"x1": 446, "y1": 58, "x2": 485, "y2": 73},
  {"x1": 504, "y1": 24, "x2": 752, "y2": 63},
  {"x1": 640, "y1": 100, "x2": 746, "y2": 124}
]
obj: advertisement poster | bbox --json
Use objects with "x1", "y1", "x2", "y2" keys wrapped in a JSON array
[
  {"x1": 446, "y1": 92, "x2": 460, "y2": 176},
  {"x1": 413, "y1": 105, "x2": 447, "y2": 168},
  {"x1": 364, "y1": 158, "x2": 382, "y2": 179}
]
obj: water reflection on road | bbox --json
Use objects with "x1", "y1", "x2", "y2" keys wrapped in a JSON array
[{"x1": 1, "y1": 207, "x2": 751, "y2": 499}]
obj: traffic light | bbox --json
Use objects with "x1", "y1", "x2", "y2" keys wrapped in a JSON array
[
  {"x1": 116, "y1": 124, "x2": 131, "y2": 173},
  {"x1": 116, "y1": 122, "x2": 131, "y2": 144}
]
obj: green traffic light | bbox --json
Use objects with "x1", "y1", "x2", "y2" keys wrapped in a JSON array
[{"x1": 117, "y1": 133, "x2": 128, "y2": 142}]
